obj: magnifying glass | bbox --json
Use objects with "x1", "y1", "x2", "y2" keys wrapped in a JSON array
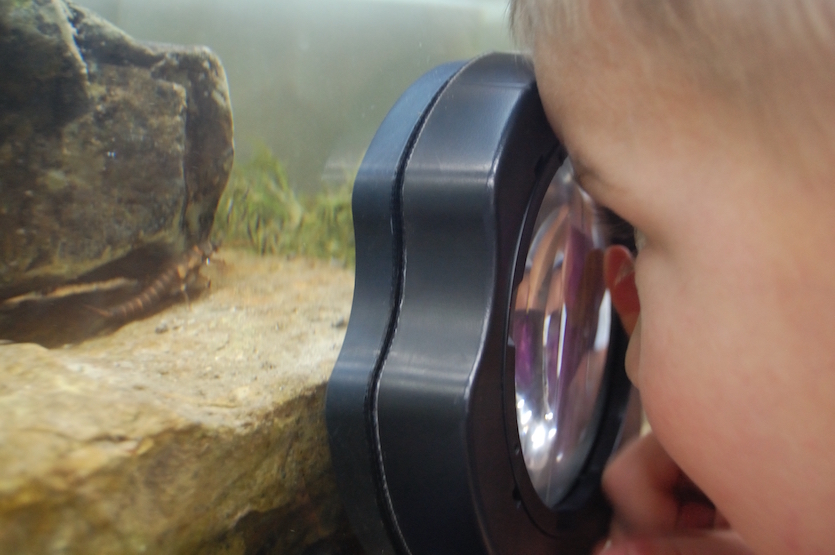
[{"x1": 326, "y1": 53, "x2": 640, "y2": 555}]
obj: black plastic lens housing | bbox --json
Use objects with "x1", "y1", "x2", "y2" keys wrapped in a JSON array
[{"x1": 326, "y1": 53, "x2": 638, "y2": 555}]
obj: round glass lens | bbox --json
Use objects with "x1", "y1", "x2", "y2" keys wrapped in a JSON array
[{"x1": 512, "y1": 159, "x2": 611, "y2": 508}]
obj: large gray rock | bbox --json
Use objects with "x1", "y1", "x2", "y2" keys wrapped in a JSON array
[{"x1": 0, "y1": 0, "x2": 234, "y2": 302}]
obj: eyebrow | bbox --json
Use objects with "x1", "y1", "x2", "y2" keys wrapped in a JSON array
[
  {"x1": 568, "y1": 156, "x2": 636, "y2": 249},
  {"x1": 567, "y1": 151, "x2": 623, "y2": 217},
  {"x1": 566, "y1": 152, "x2": 598, "y2": 190}
]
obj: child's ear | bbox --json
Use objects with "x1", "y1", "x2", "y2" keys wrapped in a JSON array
[{"x1": 604, "y1": 245, "x2": 640, "y2": 336}]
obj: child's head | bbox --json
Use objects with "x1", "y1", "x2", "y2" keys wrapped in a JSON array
[
  {"x1": 511, "y1": 1, "x2": 835, "y2": 177},
  {"x1": 511, "y1": 2, "x2": 835, "y2": 554}
]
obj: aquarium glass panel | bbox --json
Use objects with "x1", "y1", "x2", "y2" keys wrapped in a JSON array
[
  {"x1": 0, "y1": 0, "x2": 513, "y2": 552},
  {"x1": 2, "y1": 0, "x2": 514, "y2": 341}
]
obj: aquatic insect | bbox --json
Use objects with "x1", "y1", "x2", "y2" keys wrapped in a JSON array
[{"x1": 88, "y1": 241, "x2": 216, "y2": 321}]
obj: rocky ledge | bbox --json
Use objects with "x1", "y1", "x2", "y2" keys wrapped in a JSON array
[{"x1": 0, "y1": 250, "x2": 362, "y2": 555}]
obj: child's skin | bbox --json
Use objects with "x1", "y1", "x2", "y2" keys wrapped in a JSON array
[{"x1": 529, "y1": 6, "x2": 835, "y2": 555}]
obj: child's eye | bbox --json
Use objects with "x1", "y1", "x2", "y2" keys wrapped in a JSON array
[
  {"x1": 570, "y1": 159, "x2": 645, "y2": 255},
  {"x1": 594, "y1": 205, "x2": 637, "y2": 253}
]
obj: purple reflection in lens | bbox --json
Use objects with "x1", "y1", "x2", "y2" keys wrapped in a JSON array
[
  {"x1": 512, "y1": 160, "x2": 610, "y2": 508},
  {"x1": 512, "y1": 311, "x2": 540, "y2": 393}
]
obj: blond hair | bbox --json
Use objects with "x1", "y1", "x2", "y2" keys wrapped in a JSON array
[{"x1": 509, "y1": 1, "x2": 835, "y2": 178}]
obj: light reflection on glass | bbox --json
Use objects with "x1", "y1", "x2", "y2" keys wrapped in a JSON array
[{"x1": 512, "y1": 159, "x2": 611, "y2": 508}]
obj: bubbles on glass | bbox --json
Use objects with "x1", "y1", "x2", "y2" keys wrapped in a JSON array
[{"x1": 512, "y1": 159, "x2": 611, "y2": 508}]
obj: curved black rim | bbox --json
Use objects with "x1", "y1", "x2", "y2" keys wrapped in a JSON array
[{"x1": 326, "y1": 52, "x2": 638, "y2": 555}]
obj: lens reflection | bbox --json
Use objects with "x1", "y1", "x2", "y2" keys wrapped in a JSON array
[{"x1": 512, "y1": 159, "x2": 611, "y2": 508}]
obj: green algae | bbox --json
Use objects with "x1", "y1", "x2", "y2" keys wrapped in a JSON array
[{"x1": 213, "y1": 146, "x2": 355, "y2": 266}]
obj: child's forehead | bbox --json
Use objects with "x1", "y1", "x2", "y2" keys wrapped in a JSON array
[
  {"x1": 541, "y1": 43, "x2": 833, "y2": 194},
  {"x1": 532, "y1": 38, "x2": 773, "y2": 212},
  {"x1": 527, "y1": 1, "x2": 835, "y2": 180},
  {"x1": 533, "y1": 39, "x2": 701, "y2": 142}
]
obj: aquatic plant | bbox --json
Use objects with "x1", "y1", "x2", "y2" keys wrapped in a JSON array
[{"x1": 213, "y1": 145, "x2": 355, "y2": 266}]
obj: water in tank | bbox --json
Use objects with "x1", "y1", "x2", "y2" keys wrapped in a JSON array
[{"x1": 0, "y1": 0, "x2": 514, "y2": 552}]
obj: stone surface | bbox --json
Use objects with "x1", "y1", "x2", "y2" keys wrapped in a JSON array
[
  {"x1": 0, "y1": 0, "x2": 234, "y2": 301},
  {"x1": 0, "y1": 250, "x2": 362, "y2": 554}
]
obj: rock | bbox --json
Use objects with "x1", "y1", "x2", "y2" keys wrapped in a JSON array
[
  {"x1": 0, "y1": 250, "x2": 362, "y2": 554},
  {"x1": 0, "y1": 0, "x2": 234, "y2": 302}
]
